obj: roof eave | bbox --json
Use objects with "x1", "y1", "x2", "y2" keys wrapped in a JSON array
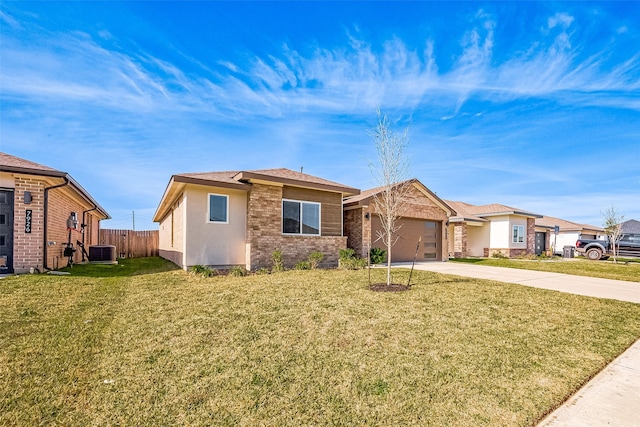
[{"x1": 234, "y1": 171, "x2": 360, "y2": 196}]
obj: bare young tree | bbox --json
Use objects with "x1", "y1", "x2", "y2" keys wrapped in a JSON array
[
  {"x1": 369, "y1": 109, "x2": 411, "y2": 286},
  {"x1": 602, "y1": 205, "x2": 625, "y2": 263}
]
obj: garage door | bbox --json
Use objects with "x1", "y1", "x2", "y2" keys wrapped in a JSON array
[{"x1": 371, "y1": 216, "x2": 441, "y2": 262}]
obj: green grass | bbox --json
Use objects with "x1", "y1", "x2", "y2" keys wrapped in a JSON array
[
  {"x1": 2, "y1": 257, "x2": 640, "y2": 426},
  {"x1": 451, "y1": 257, "x2": 640, "y2": 283}
]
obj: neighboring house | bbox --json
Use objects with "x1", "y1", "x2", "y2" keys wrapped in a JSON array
[
  {"x1": 153, "y1": 168, "x2": 359, "y2": 270},
  {"x1": 535, "y1": 215, "x2": 603, "y2": 255},
  {"x1": 0, "y1": 152, "x2": 110, "y2": 273},
  {"x1": 343, "y1": 179, "x2": 456, "y2": 262},
  {"x1": 620, "y1": 219, "x2": 640, "y2": 235},
  {"x1": 446, "y1": 201, "x2": 542, "y2": 258}
]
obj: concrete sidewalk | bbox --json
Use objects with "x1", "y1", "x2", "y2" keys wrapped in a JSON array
[{"x1": 395, "y1": 261, "x2": 640, "y2": 427}]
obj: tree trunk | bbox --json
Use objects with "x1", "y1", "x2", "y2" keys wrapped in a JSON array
[{"x1": 386, "y1": 231, "x2": 392, "y2": 285}]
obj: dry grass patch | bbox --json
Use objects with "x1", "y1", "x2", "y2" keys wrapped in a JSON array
[{"x1": 2, "y1": 257, "x2": 640, "y2": 426}]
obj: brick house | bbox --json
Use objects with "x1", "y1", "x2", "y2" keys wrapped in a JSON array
[
  {"x1": 446, "y1": 201, "x2": 542, "y2": 258},
  {"x1": 0, "y1": 152, "x2": 110, "y2": 274},
  {"x1": 153, "y1": 168, "x2": 359, "y2": 270},
  {"x1": 343, "y1": 179, "x2": 456, "y2": 262}
]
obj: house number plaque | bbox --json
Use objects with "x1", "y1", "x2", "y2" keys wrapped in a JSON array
[{"x1": 25, "y1": 210, "x2": 32, "y2": 233}]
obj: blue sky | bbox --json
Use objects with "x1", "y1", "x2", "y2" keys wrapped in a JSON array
[{"x1": 1, "y1": 1, "x2": 638, "y2": 230}]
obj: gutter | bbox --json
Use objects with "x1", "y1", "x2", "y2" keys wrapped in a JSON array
[{"x1": 43, "y1": 177, "x2": 70, "y2": 270}]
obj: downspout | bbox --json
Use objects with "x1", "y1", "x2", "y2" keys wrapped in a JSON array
[
  {"x1": 81, "y1": 207, "x2": 98, "y2": 262},
  {"x1": 43, "y1": 177, "x2": 69, "y2": 270}
]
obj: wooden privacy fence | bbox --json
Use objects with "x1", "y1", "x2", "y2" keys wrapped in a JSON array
[{"x1": 99, "y1": 229, "x2": 159, "y2": 258}]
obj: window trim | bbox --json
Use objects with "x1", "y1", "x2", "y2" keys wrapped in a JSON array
[
  {"x1": 282, "y1": 199, "x2": 321, "y2": 236},
  {"x1": 512, "y1": 224, "x2": 525, "y2": 244},
  {"x1": 207, "y1": 193, "x2": 229, "y2": 224}
]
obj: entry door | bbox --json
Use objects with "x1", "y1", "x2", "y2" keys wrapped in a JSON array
[
  {"x1": 535, "y1": 232, "x2": 546, "y2": 255},
  {"x1": 0, "y1": 190, "x2": 14, "y2": 273}
]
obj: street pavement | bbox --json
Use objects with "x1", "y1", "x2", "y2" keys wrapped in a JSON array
[{"x1": 394, "y1": 261, "x2": 640, "y2": 427}]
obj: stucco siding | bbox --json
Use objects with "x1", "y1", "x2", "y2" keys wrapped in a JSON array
[
  {"x1": 158, "y1": 193, "x2": 186, "y2": 268},
  {"x1": 489, "y1": 216, "x2": 510, "y2": 249},
  {"x1": 184, "y1": 186, "x2": 247, "y2": 267},
  {"x1": 467, "y1": 224, "x2": 489, "y2": 257}
]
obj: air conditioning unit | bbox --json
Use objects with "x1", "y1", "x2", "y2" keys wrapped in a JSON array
[{"x1": 88, "y1": 245, "x2": 117, "y2": 264}]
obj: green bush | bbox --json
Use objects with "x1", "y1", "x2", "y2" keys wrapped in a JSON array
[
  {"x1": 189, "y1": 265, "x2": 217, "y2": 278},
  {"x1": 369, "y1": 247, "x2": 386, "y2": 264},
  {"x1": 308, "y1": 251, "x2": 324, "y2": 269},
  {"x1": 294, "y1": 261, "x2": 311, "y2": 270},
  {"x1": 339, "y1": 248, "x2": 356, "y2": 261},
  {"x1": 491, "y1": 251, "x2": 508, "y2": 259},
  {"x1": 338, "y1": 248, "x2": 367, "y2": 270},
  {"x1": 229, "y1": 266, "x2": 247, "y2": 277},
  {"x1": 255, "y1": 267, "x2": 271, "y2": 275},
  {"x1": 271, "y1": 249, "x2": 284, "y2": 273}
]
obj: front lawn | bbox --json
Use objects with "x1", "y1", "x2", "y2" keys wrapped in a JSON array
[
  {"x1": 2, "y1": 257, "x2": 640, "y2": 426},
  {"x1": 451, "y1": 257, "x2": 640, "y2": 283}
]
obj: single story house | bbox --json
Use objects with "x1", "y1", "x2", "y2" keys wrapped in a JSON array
[
  {"x1": 343, "y1": 179, "x2": 456, "y2": 262},
  {"x1": 535, "y1": 215, "x2": 603, "y2": 255},
  {"x1": 621, "y1": 219, "x2": 640, "y2": 235},
  {"x1": 446, "y1": 201, "x2": 542, "y2": 258},
  {"x1": 153, "y1": 168, "x2": 359, "y2": 270},
  {"x1": 0, "y1": 152, "x2": 110, "y2": 273}
]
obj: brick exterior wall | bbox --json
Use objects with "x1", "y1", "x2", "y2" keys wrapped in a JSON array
[
  {"x1": 526, "y1": 217, "x2": 535, "y2": 255},
  {"x1": 11, "y1": 175, "x2": 104, "y2": 273},
  {"x1": 343, "y1": 208, "x2": 366, "y2": 258},
  {"x1": 245, "y1": 183, "x2": 346, "y2": 270},
  {"x1": 452, "y1": 222, "x2": 467, "y2": 258},
  {"x1": 13, "y1": 177, "x2": 45, "y2": 273}
]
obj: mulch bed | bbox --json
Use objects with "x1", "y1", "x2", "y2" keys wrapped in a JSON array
[{"x1": 369, "y1": 283, "x2": 411, "y2": 292}]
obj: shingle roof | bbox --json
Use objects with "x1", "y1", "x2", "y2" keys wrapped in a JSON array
[
  {"x1": 172, "y1": 168, "x2": 359, "y2": 195},
  {"x1": 621, "y1": 219, "x2": 640, "y2": 234},
  {"x1": 535, "y1": 215, "x2": 603, "y2": 232},
  {"x1": 343, "y1": 179, "x2": 415, "y2": 205},
  {"x1": 0, "y1": 152, "x2": 62, "y2": 174},
  {"x1": 177, "y1": 171, "x2": 244, "y2": 186},
  {"x1": 446, "y1": 200, "x2": 542, "y2": 220},
  {"x1": 234, "y1": 168, "x2": 359, "y2": 194},
  {"x1": 0, "y1": 152, "x2": 109, "y2": 219}
]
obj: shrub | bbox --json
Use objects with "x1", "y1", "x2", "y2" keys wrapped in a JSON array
[
  {"x1": 229, "y1": 266, "x2": 247, "y2": 277},
  {"x1": 294, "y1": 261, "x2": 311, "y2": 270},
  {"x1": 308, "y1": 251, "x2": 324, "y2": 269},
  {"x1": 189, "y1": 265, "x2": 217, "y2": 278},
  {"x1": 255, "y1": 267, "x2": 271, "y2": 275},
  {"x1": 271, "y1": 249, "x2": 284, "y2": 273},
  {"x1": 369, "y1": 247, "x2": 386, "y2": 264},
  {"x1": 339, "y1": 248, "x2": 356, "y2": 261},
  {"x1": 338, "y1": 248, "x2": 367, "y2": 270},
  {"x1": 491, "y1": 251, "x2": 508, "y2": 259}
]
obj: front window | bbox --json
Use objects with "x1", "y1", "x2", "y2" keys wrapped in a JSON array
[
  {"x1": 283, "y1": 200, "x2": 320, "y2": 235},
  {"x1": 208, "y1": 194, "x2": 228, "y2": 223},
  {"x1": 512, "y1": 225, "x2": 525, "y2": 243}
]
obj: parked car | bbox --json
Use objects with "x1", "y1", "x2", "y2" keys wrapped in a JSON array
[{"x1": 575, "y1": 234, "x2": 640, "y2": 260}]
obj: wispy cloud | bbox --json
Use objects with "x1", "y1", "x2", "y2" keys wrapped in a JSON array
[{"x1": 2, "y1": 7, "x2": 638, "y2": 122}]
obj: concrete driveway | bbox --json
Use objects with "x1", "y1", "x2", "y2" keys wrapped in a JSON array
[
  {"x1": 395, "y1": 261, "x2": 640, "y2": 427},
  {"x1": 396, "y1": 261, "x2": 640, "y2": 303}
]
